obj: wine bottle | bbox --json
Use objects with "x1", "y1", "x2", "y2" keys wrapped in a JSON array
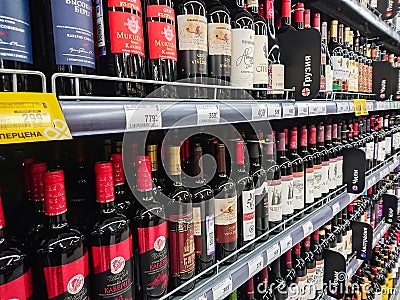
[
  {"x1": 325, "y1": 124, "x2": 338, "y2": 194},
  {"x1": 278, "y1": 0, "x2": 295, "y2": 33},
  {"x1": 282, "y1": 248, "x2": 297, "y2": 299},
  {"x1": 311, "y1": 230, "x2": 324, "y2": 295},
  {"x1": 341, "y1": 25, "x2": 349, "y2": 92},
  {"x1": 191, "y1": 144, "x2": 216, "y2": 275},
  {"x1": 313, "y1": 13, "x2": 326, "y2": 94},
  {"x1": 35, "y1": 170, "x2": 90, "y2": 299},
  {"x1": 95, "y1": 0, "x2": 146, "y2": 97},
  {"x1": 269, "y1": 259, "x2": 288, "y2": 300},
  {"x1": 333, "y1": 123, "x2": 344, "y2": 188},
  {"x1": 110, "y1": 153, "x2": 133, "y2": 215},
  {"x1": 293, "y1": 242, "x2": 307, "y2": 300},
  {"x1": 293, "y1": 2, "x2": 304, "y2": 30},
  {"x1": 298, "y1": 126, "x2": 315, "y2": 209},
  {"x1": 254, "y1": 267, "x2": 273, "y2": 299},
  {"x1": 304, "y1": 9, "x2": 310, "y2": 29},
  {"x1": 329, "y1": 20, "x2": 343, "y2": 92},
  {"x1": 302, "y1": 236, "x2": 317, "y2": 299},
  {"x1": 308, "y1": 125, "x2": 323, "y2": 203},
  {"x1": 133, "y1": 156, "x2": 169, "y2": 299},
  {"x1": 316, "y1": 124, "x2": 330, "y2": 198},
  {"x1": 89, "y1": 162, "x2": 134, "y2": 298}
]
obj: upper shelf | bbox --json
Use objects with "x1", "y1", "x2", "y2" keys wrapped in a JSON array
[{"x1": 310, "y1": 0, "x2": 400, "y2": 54}]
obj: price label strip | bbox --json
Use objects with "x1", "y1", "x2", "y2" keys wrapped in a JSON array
[
  {"x1": 212, "y1": 276, "x2": 232, "y2": 300},
  {"x1": 252, "y1": 104, "x2": 268, "y2": 120},
  {"x1": 267, "y1": 103, "x2": 282, "y2": 119},
  {"x1": 266, "y1": 244, "x2": 281, "y2": 264},
  {"x1": 302, "y1": 221, "x2": 314, "y2": 238},
  {"x1": 279, "y1": 235, "x2": 293, "y2": 254},
  {"x1": 248, "y1": 254, "x2": 264, "y2": 277},
  {"x1": 317, "y1": 103, "x2": 327, "y2": 114},
  {"x1": 282, "y1": 103, "x2": 295, "y2": 117},
  {"x1": 308, "y1": 103, "x2": 319, "y2": 115},
  {"x1": 0, "y1": 92, "x2": 72, "y2": 144},
  {"x1": 125, "y1": 104, "x2": 162, "y2": 130},
  {"x1": 196, "y1": 105, "x2": 220, "y2": 125},
  {"x1": 336, "y1": 102, "x2": 349, "y2": 113},
  {"x1": 296, "y1": 103, "x2": 309, "y2": 116},
  {"x1": 331, "y1": 202, "x2": 341, "y2": 217}
]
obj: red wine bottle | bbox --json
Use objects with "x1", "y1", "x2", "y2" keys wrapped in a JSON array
[
  {"x1": 311, "y1": 230, "x2": 324, "y2": 295},
  {"x1": 277, "y1": 0, "x2": 295, "y2": 33},
  {"x1": 254, "y1": 267, "x2": 273, "y2": 299},
  {"x1": 269, "y1": 258, "x2": 288, "y2": 300},
  {"x1": 304, "y1": 8, "x2": 310, "y2": 28},
  {"x1": 281, "y1": 249, "x2": 297, "y2": 299},
  {"x1": 89, "y1": 162, "x2": 134, "y2": 298},
  {"x1": 133, "y1": 156, "x2": 169, "y2": 299},
  {"x1": 325, "y1": 124, "x2": 338, "y2": 194},
  {"x1": 110, "y1": 153, "x2": 133, "y2": 215},
  {"x1": 0, "y1": 193, "x2": 34, "y2": 299},
  {"x1": 293, "y1": 242, "x2": 307, "y2": 299},
  {"x1": 316, "y1": 124, "x2": 330, "y2": 198},
  {"x1": 332, "y1": 123, "x2": 344, "y2": 188},
  {"x1": 95, "y1": 0, "x2": 146, "y2": 97},
  {"x1": 302, "y1": 236, "x2": 316, "y2": 299},
  {"x1": 298, "y1": 126, "x2": 315, "y2": 209},
  {"x1": 35, "y1": 170, "x2": 90, "y2": 299},
  {"x1": 308, "y1": 125, "x2": 323, "y2": 204}
]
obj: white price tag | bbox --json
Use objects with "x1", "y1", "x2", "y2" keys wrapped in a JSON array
[
  {"x1": 308, "y1": 103, "x2": 319, "y2": 115},
  {"x1": 384, "y1": 102, "x2": 390, "y2": 110},
  {"x1": 252, "y1": 104, "x2": 268, "y2": 120},
  {"x1": 348, "y1": 267, "x2": 354, "y2": 277},
  {"x1": 380, "y1": 169, "x2": 386, "y2": 179},
  {"x1": 317, "y1": 103, "x2": 327, "y2": 114},
  {"x1": 367, "y1": 102, "x2": 374, "y2": 112},
  {"x1": 248, "y1": 255, "x2": 264, "y2": 277},
  {"x1": 212, "y1": 276, "x2": 232, "y2": 300},
  {"x1": 302, "y1": 221, "x2": 314, "y2": 237},
  {"x1": 377, "y1": 102, "x2": 385, "y2": 110},
  {"x1": 279, "y1": 235, "x2": 293, "y2": 254},
  {"x1": 196, "y1": 105, "x2": 220, "y2": 125},
  {"x1": 282, "y1": 103, "x2": 295, "y2": 117},
  {"x1": 196, "y1": 294, "x2": 207, "y2": 300},
  {"x1": 348, "y1": 102, "x2": 355, "y2": 112},
  {"x1": 297, "y1": 103, "x2": 309, "y2": 116},
  {"x1": 266, "y1": 244, "x2": 281, "y2": 264},
  {"x1": 331, "y1": 202, "x2": 341, "y2": 217},
  {"x1": 367, "y1": 178, "x2": 374, "y2": 188},
  {"x1": 267, "y1": 103, "x2": 282, "y2": 118},
  {"x1": 125, "y1": 104, "x2": 162, "y2": 130},
  {"x1": 336, "y1": 102, "x2": 349, "y2": 113}
]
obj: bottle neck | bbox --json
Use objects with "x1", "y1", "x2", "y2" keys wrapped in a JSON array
[
  {"x1": 99, "y1": 200, "x2": 116, "y2": 213},
  {"x1": 49, "y1": 213, "x2": 68, "y2": 228}
]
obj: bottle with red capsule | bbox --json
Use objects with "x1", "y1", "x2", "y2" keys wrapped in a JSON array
[{"x1": 110, "y1": 153, "x2": 133, "y2": 215}]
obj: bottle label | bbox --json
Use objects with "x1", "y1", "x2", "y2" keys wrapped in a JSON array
[
  {"x1": 320, "y1": 53, "x2": 326, "y2": 91},
  {"x1": 231, "y1": 28, "x2": 255, "y2": 88},
  {"x1": 293, "y1": 171, "x2": 305, "y2": 210},
  {"x1": 147, "y1": 5, "x2": 177, "y2": 61},
  {"x1": 268, "y1": 180, "x2": 282, "y2": 222},
  {"x1": 328, "y1": 158, "x2": 337, "y2": 190},
  {"x1": 321, "y1": 163, "x2": 329, "y2": 194},
  {"x1": 253, "y1": 34, "x2": 268, "y2": 85},
  {"x1": 193, "y1": 206, "x2": 201, "y2": 236},
  {"x1": 336, "y1": 156, "x2": 343, "y2": 187},
  {"x1": 316, "y1": 260, "x2": 324, "y2": 291},
  {"x1": 305, "y1": 168, "x2": 314, "y2": 204},
  {"x1": 206, "y1": 214, "x2": 215, "y2": 255},
  {"x1": 50, "y1": 0, "x2": 95, "y2": 68},
  {"x1": 306, "y1": 268, "x2": 317, "y2": 299},
  {"x1": 331, "y1": 55, "x2": 342, "y2": 90},
  {"x1": 378, "y1": 141, "x2": 385, "y2": 161},
  {"x1": 208, "y1": 22, "x2": 231, "y2": 77},
  {"x1": 366, "y1": 141, "x2": 374, "y2": 160},
  {"x1": 169, "y1": 213, "x2": 195, "y2": 275},
  {"x1": 374, "y1": 142, "x2": 379, "y2": 160},
  {"x1": 43, "y1": 252, "x2": 90, "y2": 299},
  {"x1": 297, "y1": 276, "x2": 307, "y2": 300},
  {"x1": 137, "y1": 222, "x2": 169, "y2": 297},
  {"x1": 271, "y1": 64, "x2": 285, "y2": 94},
  {"x1": 313, "y1": 164, "x2": 322, "y2": 199},
  {"x1": 0, "y1": 0, "x2": 33, "y2": 63},
  {"x1": 386, "y1": 137, "x2": 391, "y2": 155},
  {"x1": 0, "y1": 268, "x2": 33, "y2": 299},
  {"x1": 177, "y1": 14, "x2": 207, "y2": 51},
  {"x1": 325, "y1": 64, "x2": 333, "y2": 92},
  {"x1": 281, "y1": 175, "x2": 294, "y2": 215},
  {"x1": 193, "y1": 206, "x2": 216, "y2": 256},
  {"x1": 215, "y1": 196, "x2": 237, "y2": 243},
  {"x1": 242, "y1": 190, "x2": 256, "y2": 241}
]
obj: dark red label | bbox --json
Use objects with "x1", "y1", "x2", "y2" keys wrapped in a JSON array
[
  {"x1": 44, "y1": 181, "x2": 67, "y2": 216},
  {"x1": 0, "y1": 268, "x2": 33, "y2": 299},
  {"x1": 111, "y1": 154, "x2": 125, "y2": 185},
  {"x1": 147, "y1": 5, "x2": 175, "y2": 21},
  {"x1": 108, "y1": 11, "x2": 145, "y2": 57},
  {"x1": 90, "y1": 235, "x2": 134, "y2": 298},
  {"x1": 300, "y1": 128, "x2": 307, "y2": 147},
  {"x1": 108, "y1": 0, "x2": 142, "y2": 12},
  {"x1": 137, "y1": 222, "x2": 169, "y2": 297},
  {"x1": 148, "y1": 22, "x2": 177, "y2": 61},
  {"x1": 43, "y1": 252, "x2": 89, "y2": 299}
]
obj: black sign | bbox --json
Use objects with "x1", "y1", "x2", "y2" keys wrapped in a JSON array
[
  {"x1": 373, "y1": 61, "x2": 396, "y2": 100},
  {"x1": 324, "y1": 249, "x2": 346, "y2": 299},
  {"x1": 352, "y1": 221, "x2": 373, "y2": 260},
  {"x1": 343, "y1": 148, "x2": 366, "y2": 193},
  {"x1": 383, "y1": 194, "x2": 398, "y2": 223},
  {"x1": 278, "y1": 29, "x2": 321, "y2": 100},
  {"x1": 377, "y1": 0, "x2": 399, "y2": 20}
]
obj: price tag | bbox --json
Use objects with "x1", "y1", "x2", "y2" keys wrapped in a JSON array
[
  {"x1": 302, "y1": 221, "x2": 314, "y2": 237},
  {"x1": 252, "y1": 104, "x2": 268, "y2": 120},
  {"x1": 353, "y1": 99, "x2": 368, "y2": 116},
  {"x1": 279, "y1": 235, "x2": 293, "y2": 254},
  {"x1": 296, "y1": 103, "x2": 309, "y2": 116},
  {"x1": 367, "y1": 101, "x2": 374, "y2": 112},
  {"x1": 367, "y1": 177, "x2": 374, "y2": 188},
  {"x1": 282, "y1": 103, "x2": 295, "y2": 117},
  {"x1": 377, "y1": 102, "x2": 385, "y2": 110},
  {"x1": 266, "y1": 244, "x2": 281, "y2": 264},
  {"x1": 317, "y1": 103, "x2": 327, "y2": 114},
  {"x1": 348, "y1": 102, "x2": 355, "y2": 112},
  {"x1": 212, "y1": 276, "x2": 233, "y2": 300},
  {"x1": 384, "y1": 102, "x2": 390, "y2": 110},
  {"x1": 248, "y1": 254, "x2": 264, "y2": 277},
  {"x1": 196, "y1": 294, "x2": 207, "y2": 300},
  {"x1": 380, "y1": 169, "x2": 386, "y2": 179},
  {"x1": 331, "y1": 202, "x2": 341, "y2": 217},
  {"x1": 125, "y1": 104, "x2": 162, "y2": 130},
  {"x1": 267, "y1": 103, "x2": 282, "y2": 118},
  {"x1": 348, "y1": 266, "x2": 354, "y2": 277},
  {"x1": 308, "y1": 103, "x2": 319, "y2": 115},
  {"x1": 196, "y1": 105, "x2": 220, "y2": 125},
  {"x1": 0, "y1": 93, "x2": 72, "y2": 144},
  {"x1": 336, "y1": 102, "x2": 350, "y2": 113}
]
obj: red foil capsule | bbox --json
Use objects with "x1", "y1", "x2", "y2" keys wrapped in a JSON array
[
  {"x1": 136, "y1": 156, "x2": 153, "y2": 192},
  {"x1": 43, "y1": 170, "x2": 67, "y2": 216},
  {"x1": 94, "y1": 162, "x2": 115, "y2": 203}
]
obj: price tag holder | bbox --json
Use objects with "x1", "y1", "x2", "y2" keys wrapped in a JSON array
[
  {"x1": 125, "y1": 104, "x2": 162, "y2": 131},
  {"x1": 331, "y1": 202, "x2": 341, "y2": 217},
  {"x1": 296, "y1": 103, "x2": 309, "y2": 116},
  {"x1": 308, "y1": 103, "x2": 319, "y2": 115},
  {"x1": 248, "y1": 254, "x2": 264, "y2": 277},
  {"x1": 336, "y1": 102, "x2": 350, "y2": 113},
  {"x1": 279, "y1": 235, "x2": 293, "y2": 254},
  {"x1": 267, "y1": 103, "x2": 282, "y2": 119},
  {"x1": 212, "y1": 276, "x2": 233, "y2": 300},
  {"x1": 252, "y1": 104, "x2": 268, "y2": 120},
  {"x1": 348, "y1": 102, "x2": 355, "y2": 112},
  {"x1": 282, "y1": 103, "x2": 295, "y2": 117},
  {"x1": 196, "y1": 105, "x2": 220, "y2": 125},
  {"x1": 266, "y1": 244, "x2": 281, "y2": 264},
  {"x1": 367, "y1": 177, "x2": 374, "y2": 188},
  {"x1": 348, "y1": 266, "x2": 354, "y2": 277},
  {"x1": 0, "y1": 92, "x2": 72, "y2": 145},
  {"x1": 302, "y1": 221, "x2": 314, "y2": 238},
  {"x1": 367, "y1": 101, "x2": 374, "y2": 112},
  {"x1": 317, "y1": 103, "x2": 327, "y2": 114}
]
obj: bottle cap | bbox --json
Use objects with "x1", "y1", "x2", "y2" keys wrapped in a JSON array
[
  {"x1": 317, "y1": 125, "x2": 324, "y2": 143},
  {"x1": 289, "y1": 128, "x2": 298, "y2": 150},
  {"x1": 43, "y1": 170, "x2": 67, "y2": 216},
  {"x1": 281, "y1": 0, "x2": 292, "y2": 18},
  {"x1": 312, "y1": 13, "x2": 320, "y2": 31},
  {"x1": 137, "y1": 156, "x2": 153, "y2": 192},
  {"x1": 236, "y1": 141, "x2": 245, "y2": 165},
  {"x1": 277, "y1": 132, "x2": 286, "y2": 152},
  {"x1": 110, "y1": 153, "x2": 125, "y2": 185},
  {"x1": 94, "y1": 162, "x2": 115, "y2": 203},
  {"x1": 30, "y1": 162, "x2": 47, "y2": 202},
  {"x1": 294, "y1": 2, "x2": 304, "y2": 23},
  {"x1": 299, "y1": 126, "x2": 308, "y2": 147}
]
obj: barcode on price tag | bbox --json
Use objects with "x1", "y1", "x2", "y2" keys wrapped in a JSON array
[
  {"x1": 302, "y1": 221, "x2": 314, "y2": 237},
  {"x1": 331, "y1": 202, "x2": 341, "y2": 217},
  {"x1": 196, "y1": 105, "x2": 220, "y2": 125},
  {"x1": 282, "y1": 103, "x2": 295, "y2": 117},
  {"x1": 248, "y1": 254, "x2": 264, "y2": 277},
  {"x1": 212, "y1": 276, "x2": 232, "y2": 300},
  {"x1": 125, "y1": 105, "x2": 162, "y2": 130},
  {"x1": 308, "y1": 103, "x2": 319, "y2": 115},
  {"x1": 266, "y1": 244, "x2": 281, "y2": 264},
  {"x1": 279, "y1": 235, "x2": 293, "y2": 254},
  {"x1": 267, "y1": 103, "x2": 282, "y2": 118},
  {"x1": 296, "y1": 103, "x2": 309, "y2": 116},
  {"x1": 252, "y1": 104, "x2": 268, "y2": 120}
]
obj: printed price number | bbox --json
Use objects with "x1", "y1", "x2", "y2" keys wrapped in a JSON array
[
  {"x1": 212, "y1": 276, "x2": 232, "y2": 300},
  {"x1": 125, "y1": 104, "x2": 162, "y2": 130},
  {"x1": 279, "y1": 235, "x2": 293, "y2": 254},
  {"x1": 0, "y1": 102, "x2": 51, "y2": 129},
  {"x1": 267, "y1": 103, "x2": 282, "y2": 118},
  {"x1": 252, "y1": 104, "x2": 268, "y2": 120},
  {"x1": 196, "y1": 105, "x2": 220, "y2": 125},
  {"x1": 331, "y1": 202, "x2": 341, "y2": 217},
  {"x1": 296, "y1": 103, "x2": 309, "y2": 116},
  {"x1": 248, "y1": 254, "x2": 264, "y2": 277},
  {"x1": 302, "y1": 221, "x2": 314, "y2": 237},
  {"x1": 266, "y1": 244, "x2": 281, "y2": 264},
  {"x1": 282, "y1": 103, "x2": 295, "y2": 117}
]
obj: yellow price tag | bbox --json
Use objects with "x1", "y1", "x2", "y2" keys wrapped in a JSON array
[
  {"x1": 353, "y1": 99, "x2": 368, "y2": 116},
  {"x1": 0, "y1": 93, "x2": 72, "y2": 144}
]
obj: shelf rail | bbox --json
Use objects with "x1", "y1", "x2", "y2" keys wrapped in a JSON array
[{"x1": 0, "y1": 69, "x2": 47, "y2": 93}]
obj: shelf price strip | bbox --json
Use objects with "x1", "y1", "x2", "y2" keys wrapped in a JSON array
[
  {"x1": 266, "y1": 243, "x2": 281, "y2": 264},
  {"x1": 196, "y1": 105, "x2": 220, "y2": 125},
  {"x1": 125, "y1": 104, "x2": 162, "y2": 130},
  {"x1": 248, "y1": 254, "x2": 264, "y2": 277},
  {"x1": 302, "y1": 221, "x2": 314, "y2": 238},
  {"x1": 279, "y1": 235, "x2": 293, "y2": 254},
  {"x1": 282, "y1": 103, "x2": 295, "y2": 117},
  {"x1": 251, "y1": 104, "x2": 268, "y2": 120},
  {"x1": 212, "y1": 275, "x2": 232, "y2": 300},
  {"x1": 267, "y1": 103, "x2": 282, "y2": 118}
]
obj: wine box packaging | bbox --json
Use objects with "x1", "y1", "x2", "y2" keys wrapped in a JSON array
[
  {"x1": 351, "y1": 221, "x2": 373, "y2": 260},
  {"x1": 278, "y1": 29, "x2": 321, "y2": 100},
  {"x1": 382, "y1": 194, "x2": 398, "y2": 223},
  {"x1": 373, "y1": 61, "x2": 397, "y2": 100},
  {"x1": 323, "y1": 249, "x2": 346, "y2": 299},
  {"x1": 343, "y1": 148, "x2": 366, "y2": 194}
]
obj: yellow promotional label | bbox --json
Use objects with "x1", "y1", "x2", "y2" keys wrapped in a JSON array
[
  {"x1": 353, "y1": 99, "x2": 368, "y2": 116},
  {"x1": 0, "y1": 93, "x2": 72, "y2": 144}
]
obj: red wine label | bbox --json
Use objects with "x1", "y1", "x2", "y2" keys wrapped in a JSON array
[
  {"x1": 43, "y1": 252, "x2": 90, "y2": 299},
  {"x1": 147, "y1": 5, "x2": 174, "y2": 21},
  {"x1": 137, "y1": 222, "x2": 169, "y2": 297},
  {"x1": 147, "y1": 22, "x2": 177, "y2": 61},
  {"x1": 215, "y1": 196, "x2": 237, "y2": 243},
  {"x1": 0, "y1": 268, "x2": 33, "y2": 299},
  {"x1": 313, "y1": 163, "x2": 322, "y2": 199},
  {"x1": 108, "y1": 0, "x2": 141, "y2": 12},
  {"x1": 91, "y1": 235, "x2": 134, "y2": 298},
  {"x1": 321, "y1": 163, "x2": 329, "y2": 194},
  {"x1": 305, "y1": 168, "x2": 314, "y2": 205},
  {"x1": 108, "y1": 10, "x2": 145, "y2": 57}
]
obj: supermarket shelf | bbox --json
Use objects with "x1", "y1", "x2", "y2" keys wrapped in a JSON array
[
  {"x1": 168, "y1": 153, "x2": 400, "y2": 300},
  {"x1": 310, "y1": 0, "x2": 400, "y2": 54}
]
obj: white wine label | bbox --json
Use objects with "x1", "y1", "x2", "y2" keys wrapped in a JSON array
[
  {"x1": 208, "y1": 23, "x2": 231, "y2": 56},
  {"x1": 214, "y1": 196, "x2": 237, "y2": 225},
  {"x1": 271, "y1": 64, "x2": 284, "y2": 94},
  {"x1": 293, "y1": 172, "x2": 305, "y2": 210},
  {"x1": 193, "y1": 207, "x2": 201, "y2": 236},
  {"x1": 378, "y1": 141, "x2": 385, "y2": 162},
  {"x1": 206, "y1": 214, "x2": 215, "y2": 255},
  {"x1": 281, "y1": 176, "x2": 294, "y2": 215},
  {"x1": 336, "y1": 157, "x2": 343, "y2": 187},
  {"x1": 268, "y1": 183, "x2": 282, "y2": 222},
  {"x1": 305, "y1": 169, "x2": 315, "y2": 204},
  {"x1": 328, "y1": 159, "x2": 337, "y2": 190},
  {"x1": 316, "y1": 260, "x2": 324, "y2": 291},
  {"x1": 306, "y1": 268, "x2": 317, "y2": 299},
  {"x1": 177, "y1": 14, "x2": 207, "y2": 51},
  {"x1": 325, "y1": 65, "x2": 333, "y2": 92},
  {"x1": 231, "y1": 28, "x2": 255, "y2": 88},
  {"x1": 313, "y1": 165, "x2": 322, "y2": 199},
  {"x1": 366, "y1": 141, "x2": 374, "y2": 160},
  {"x1": 242, "y1": 190, "x2": 256, "y2": 241},
  {"x1": 253, "y1": 35, "x2": 269, "y2": 84},
  {"x1": 321, "y1": 164, "x2": 329, "y2": 194}
]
